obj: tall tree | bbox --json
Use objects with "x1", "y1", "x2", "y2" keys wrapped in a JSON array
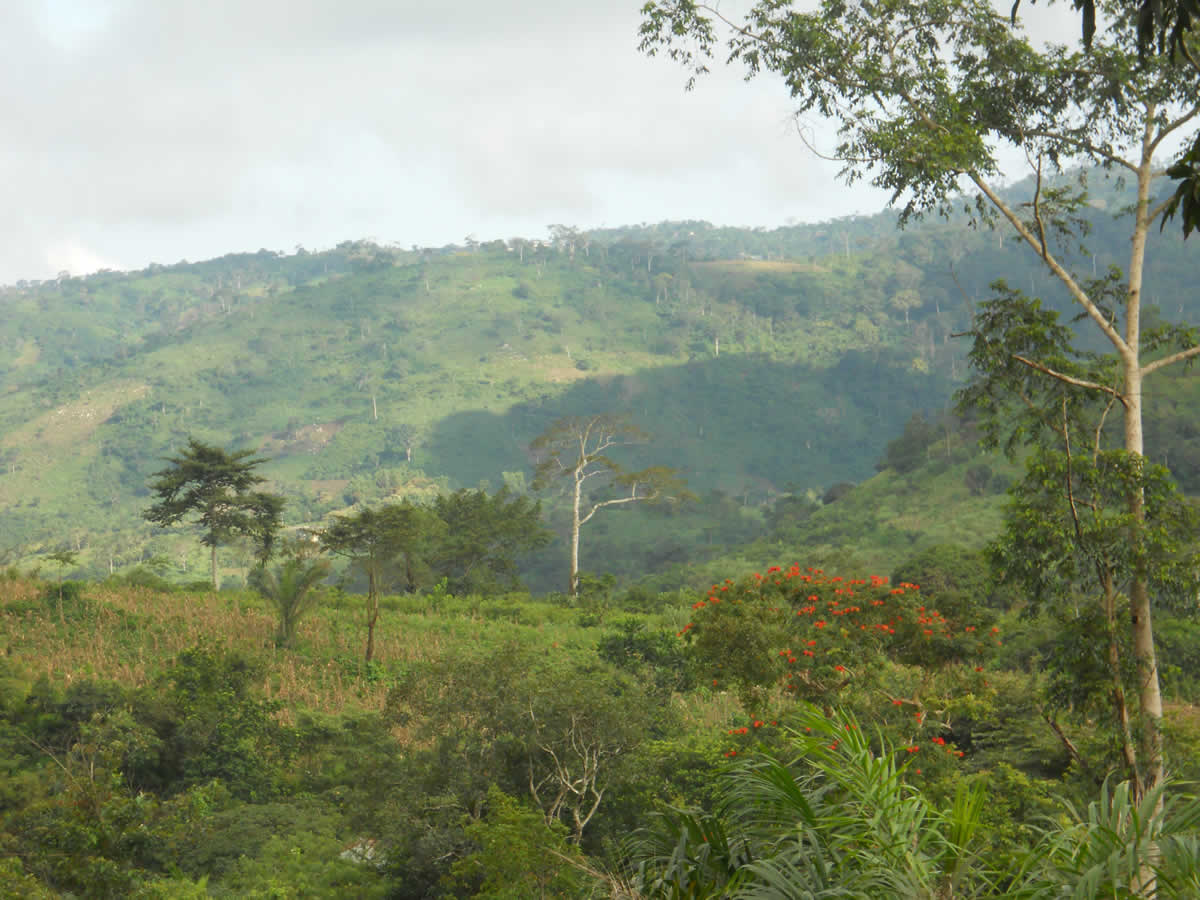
[
  {"x1": 639, "y1": 0, "x2": 1200, "y2": 800},
  {"x1": 319, "y1": 501, "x2": 440, "y2": 662},
  {"x1": 144, "y1": 438, "x2": 284, "y2": 590},
  {"x1": 531, "y1": 415, "x2": 690, "y2": 596},
  {"x1": 962, "y1": 287, "x2": 1200, "y2": 784}
]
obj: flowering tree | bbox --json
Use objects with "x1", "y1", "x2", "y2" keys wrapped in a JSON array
[
  {"x1": 681, "y1": 565, "x2": 998, "y2": 767},
  {"x1": 640, "y1": 0, "x2": 1200, "y2": 803}
]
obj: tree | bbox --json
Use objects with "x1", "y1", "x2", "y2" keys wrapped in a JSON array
[
  {"x1": 386, "y1": 423, "x2": 423, "y2": 464},
  {"x1": 319, "y1": 501, "x2": 441, "y2": 662},
  {"x1": 387, "y1": 644, "x2": 660, "y2": 845},
  {"x1": 531, "y1": 415, "x2": 690, "y2": 596},
  {"x1": 961, "y1": 293, "x2": 1200, "y2": 786},
  {"x1": 43, "y1": 550, "x2": 78, "y2": 623},
  {"x1": 249, "y1": 541, "x2": 331, "y2": 648},
  {"x1": 428, "y1": 488, "x2": 550, "y2": 595},
  {"x1": 640, "y1": 0, "x2": 1200, "y2": 803},
  {"x1": 144, "y1": 438, "x2": 285, "y2": 590},
  {"x1": 1046, "y1": 0, "x2": 1200, "y2": 238}
]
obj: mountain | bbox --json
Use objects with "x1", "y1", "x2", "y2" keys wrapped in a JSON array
[{"x1": 1, "y1": 175, "x2": 1197, "y2": 588}]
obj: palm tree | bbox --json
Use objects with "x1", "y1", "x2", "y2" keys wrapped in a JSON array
[
  {"x1": 1011, "y1": 778, "x2": 1200, "y2": 899},
  {"x1": 625, "y1": 704, "x2": 990, "y2": 898},
  {"x1": 250, "y1": 555, "x2": 330, "y2": 648}
]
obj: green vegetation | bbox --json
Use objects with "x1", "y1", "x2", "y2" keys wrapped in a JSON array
[
  {"x1": 144, "y1": 439, "x2": 284, "y2": 589},
  {"x1": 2, "y1": 172, "x2": 1199, "y2": 590},
  {"x1": 0, "y1": 0, "x2": 1198, "y2": 889},
  {"x1": 531, "y1": 414, "x2": 691, "y2": 595}
]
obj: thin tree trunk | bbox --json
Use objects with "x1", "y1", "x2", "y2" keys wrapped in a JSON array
[
  {"x1": 365, "y1": 569, "x2": 378, "y2": 663},
  {"x1": 1124, "y1": 121, "x2": 1163, "y2": 898},
  {"x1": 1125, "y1": 142, "x2": 1163, "y2": 805},
  {"x1": 1103, "y1": 574, "x2": 1140, "y2": 784},
  {"x1": 211, "y1": 544, "x2": 218, "y2": 591},
  {"x1": 569, "y1": 470, "x2": 582, "y2": 597}
]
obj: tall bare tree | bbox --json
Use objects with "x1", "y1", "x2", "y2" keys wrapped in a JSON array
[{"x1": 531, "y1": 415, "x2": 690, "y2": 596}]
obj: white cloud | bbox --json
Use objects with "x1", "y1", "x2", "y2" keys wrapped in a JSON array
[{"x1": 0, "y1": 0, "x2": 1119, "y2": 284}]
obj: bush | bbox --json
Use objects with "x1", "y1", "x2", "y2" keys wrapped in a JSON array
[{"x1": 822, "y1": 482, "x2": 856, "y2": 504}]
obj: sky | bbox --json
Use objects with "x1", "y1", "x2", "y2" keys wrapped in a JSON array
[{"x1": 3, "y1": 0, "x2": 1085, "y2": 285}]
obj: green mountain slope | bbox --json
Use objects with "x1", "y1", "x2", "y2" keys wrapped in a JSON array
[{"x1": 0, "y1": 178, "x2": 1196, "y2": 587}]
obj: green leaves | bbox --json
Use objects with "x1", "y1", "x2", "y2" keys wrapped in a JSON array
[
  {"x1": 628, "y1": 705, "x2": 993, "y2": 898},
  {"x1": 249, "y1": 552, "x2": 331, "y2": 648},
  {"x1": 429, "y1": 488, "x2": 549, "y2": 594},
  {"x1": 143, "y1": 438, "x2": 285, "y2": 588},
  {"x1": 641, "y1": 0, "x2": 1198, "y2": 231},
  {"x1": 1013, "y1": 777, "x2": 1200, "y2": 898}
]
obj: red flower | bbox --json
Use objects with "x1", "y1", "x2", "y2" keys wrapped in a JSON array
[{"x1": 835, "y1": 665, "x2": 846, "y2": 672}]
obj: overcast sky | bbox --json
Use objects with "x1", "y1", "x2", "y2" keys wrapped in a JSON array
[{"x1": 3, "y1": 0, "x2": 1085, "y2": 285}]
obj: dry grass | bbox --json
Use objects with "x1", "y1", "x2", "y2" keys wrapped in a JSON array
[
  {"x1": 0, "y1": 579, "x2": 425, "y2": 717},
  {"x1": 671, "y1": 687, "x2": 745, "y2": 731},
  {"x1": 0, "y1": 579, "x2": 606, "y2": 723}
]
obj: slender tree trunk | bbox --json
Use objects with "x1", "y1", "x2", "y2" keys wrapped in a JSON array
[
  {"x1": 365, "y1": 569, "x2": 378, "y2": 663},
  {"x1": 211, "y1": 544, "x2": 218, "y2": 591},
  {"x1": 1122, "y1": 126, "x2": 1164, "y2": 899},
  {"x1": 1125, "y1": 143, "x2": 1164, "y2": 805},
  {"x1": 569, "y1": 470, "x2": 582, "y2": 597},
  {"x1": 1103, "y1": 573, "x2": 1140, "y2": 784}
]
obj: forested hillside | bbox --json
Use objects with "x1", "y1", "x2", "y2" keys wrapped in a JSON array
[{"x1": 2, "y1": 173, "x2": 1197, "y2": 591}]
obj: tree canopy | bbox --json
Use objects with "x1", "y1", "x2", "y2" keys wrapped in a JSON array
[{"x1": 143, "y1": 438, "x2": 284, "y2": 590}]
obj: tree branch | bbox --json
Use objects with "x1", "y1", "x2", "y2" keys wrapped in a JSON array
[
  {"x1": 1148, "y1": 104, "x2": 1200, "y2": 155},
  {"x1": 1023, "y1": 129, "x2": 1140, "y2": 174},
  {"x1": 1010, "y1": 353, "x2": 1129, "y2": 406},
  {"x1": 1148, "y1": 193, "x2": 1178, "y2": 226},
  {"x1": 577, "y1": 488, "x2": 656, "y2": 527},
  {"x1": 970, "y1": 174, "x2": 1131, "y2": 357},
  {"x1": 1139, "y1": 344, "x2": 1200, "y2": 376},
  {"x1": 1042, "y1": 712, "x2": 1096, "y2": 781}
]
